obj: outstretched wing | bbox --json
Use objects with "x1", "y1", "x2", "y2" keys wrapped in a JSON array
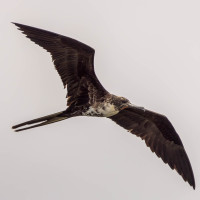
[
  {"x1": 109, "y1": 106, "x2": 195, "y2": 189},
  {"x1": 13, "y1": 23, "x2": 108, "y2": 106}
]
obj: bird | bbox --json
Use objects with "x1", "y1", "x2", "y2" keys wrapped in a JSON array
[{"x1": 12, "y1": 22, "x2": 195, "y2": 189}]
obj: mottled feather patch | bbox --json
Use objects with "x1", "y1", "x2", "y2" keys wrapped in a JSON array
[{"x1": 83, "y1": 103, "x2": 119, "y2": 117}]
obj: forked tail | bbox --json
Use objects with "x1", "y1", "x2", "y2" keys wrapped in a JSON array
[{"x1": 12, "y1": 111, "x2": 69, "y2": 132}]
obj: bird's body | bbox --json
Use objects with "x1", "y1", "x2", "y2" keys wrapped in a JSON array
[
  {"x1": 12, "y1": 23, "x2": 195, "y2": 189},
  {"x1": 82, "y1": 94, "x2": 130, "y2": 117},
  {"x1": 82, "y1": 102, "x2": 118, "y2": 117}
]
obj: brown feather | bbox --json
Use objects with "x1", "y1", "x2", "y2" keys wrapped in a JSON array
[
  {"x1": 109, "y1": 107, "x2": 195, "y2": 189},
  {"x1": 13, "y1": 23, "x2": 108, "y2": 106}
]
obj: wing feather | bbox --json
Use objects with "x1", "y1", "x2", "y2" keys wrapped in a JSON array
[
  {"x1": 13, "y1": 23, "x2": 108, "y2": 106},
  {"x1": 109, "y1": 107, "x2": 195, "y2": 189}
]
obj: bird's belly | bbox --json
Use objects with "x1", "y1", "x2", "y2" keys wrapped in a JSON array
[{"x1": 82, "y1": 103, "x2": 119, "y2": 117}]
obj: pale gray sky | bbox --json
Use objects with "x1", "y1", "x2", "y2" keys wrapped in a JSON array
[{"x1": 1, "y1": 0, "x2": 200, "y2": 199}]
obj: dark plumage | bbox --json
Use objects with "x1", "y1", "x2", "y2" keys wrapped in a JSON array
[{"x1": 12, "y1": 23, "x2": 195, "y2": 189}]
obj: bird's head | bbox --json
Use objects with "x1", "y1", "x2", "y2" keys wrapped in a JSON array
[
  {"x1": 118, "y1": 96, "x2": 131, "y2": 110},
  {"x1": 111, "y1": 95, "x2": 131, "y2": 111}
]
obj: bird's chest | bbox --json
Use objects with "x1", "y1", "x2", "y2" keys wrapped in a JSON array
[{"x1": 82, "y1": 103, "x2": 119, "y2": 117}]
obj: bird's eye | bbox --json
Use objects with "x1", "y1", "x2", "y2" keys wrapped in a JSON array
[{"x1": 122, "y1": 99, "x2": 128, "y2": 103}]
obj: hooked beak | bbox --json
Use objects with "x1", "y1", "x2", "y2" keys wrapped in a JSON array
[
  {"x1": 120, "y1": 103, "x2": 132, "y2": 110},
  {"x1": 120, "y1": 103, "x2": 145, "y2": 112},
  {"x1": 127, "y1": 103, "x2": 146, "y2": 112}
]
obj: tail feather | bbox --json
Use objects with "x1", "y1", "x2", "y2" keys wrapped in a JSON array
[{"x1": 12, "y1": 111, "x2": 69, "y2": 132}]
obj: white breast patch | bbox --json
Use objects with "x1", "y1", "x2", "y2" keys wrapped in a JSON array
[{"x1": 83, "y1": 103, "x2": 119, "y2": 117}]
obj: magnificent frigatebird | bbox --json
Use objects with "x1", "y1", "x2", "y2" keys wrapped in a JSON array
[{"x1": 12, "y1": 23, "x2": 195, "y2": 189}]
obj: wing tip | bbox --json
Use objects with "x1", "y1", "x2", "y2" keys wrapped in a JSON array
[
  {"x1": 189, "y1": 176, "x2": 195, "y2": 190},
  {"x1": 12, "y1": 22, "x2": 25, "y2": 32},
  {"x1": 12, "y1": 22, "x2": 35, "y2": 33},
  {"x1": 11, "y1": 22, "x2": 21, "y2": 27}
]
